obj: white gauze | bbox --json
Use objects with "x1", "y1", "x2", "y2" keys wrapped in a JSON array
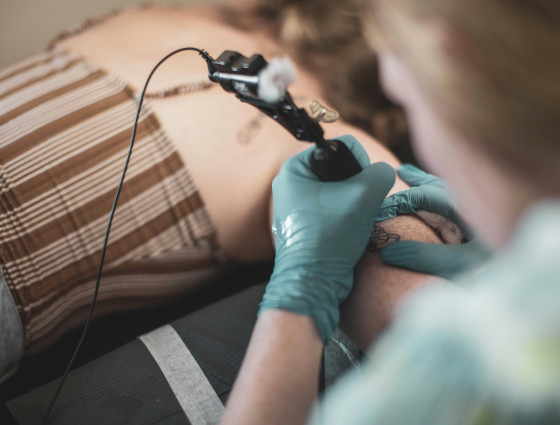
[{"x1": 257, "y1": 57, "x2": 297, "y2": 103}]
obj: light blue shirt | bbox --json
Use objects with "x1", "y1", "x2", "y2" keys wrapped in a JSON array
[{"x1": 309, "y1": 200, "x2": 560, "y2": 424}]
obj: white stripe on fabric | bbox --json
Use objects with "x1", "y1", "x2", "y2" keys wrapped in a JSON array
[
  {"x1": 6, "y1": 166, "x2": 201, "y2": 282},
  {"x1": 139, "y1": 324, "x2": 224, "y2": 425},
  {"x1": 0, "y1": 74, "x2": 125, "y2": 142},
  {"x1": 9, "y1": 193, "x2": 199, "y2": 291},
  {"x1": 0, "y1": 130, "x2": 176, "y2": 241},
  {"x1": 21, "y1": 214, "x2": 210, "y2": 314},
  {"x1": 0, "y1": 50, "x2": 53, "y2": 81},
  {"x1": 0, "y1": 62, "x2": 97, "y2": 115},
  {"x1": 0, "y1": 52, "x2": 76, "y2": 96},
  {"x1": 6, "y1": 100, "x2": 145, "y2": 181}
]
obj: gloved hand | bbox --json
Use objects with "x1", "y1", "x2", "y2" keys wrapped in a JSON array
[
  {"x1": 260, "y1": 135, "x2": 396, "y2": 342},
  {"x1": 376, "y1": 164, "x2": 493, "y2": 280}
]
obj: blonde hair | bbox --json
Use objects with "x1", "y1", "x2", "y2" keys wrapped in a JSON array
[{"x1": 366, "y1": 0, "x2": 560, "y2": 163}]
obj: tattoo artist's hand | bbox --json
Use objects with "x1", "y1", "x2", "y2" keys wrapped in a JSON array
[
  {"x1": 376, "y1": 164, "x2": 493, "y2": 280},
  {"x1": 260, "y1": 135, "x2": 395, "y2": 342}
]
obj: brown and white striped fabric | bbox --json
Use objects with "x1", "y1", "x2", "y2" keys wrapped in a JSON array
[{"x1": 0, "y1": 48, "x2": 226, "y2": 351}]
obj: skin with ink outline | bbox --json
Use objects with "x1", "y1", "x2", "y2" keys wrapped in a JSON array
[{"x1": 367, "y1": 224, "x2": 401, "y2": 251}]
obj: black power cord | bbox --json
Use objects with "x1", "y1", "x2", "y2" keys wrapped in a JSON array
[{"x1": 41, "y1": 47, "x2": 214, "y2": 425}]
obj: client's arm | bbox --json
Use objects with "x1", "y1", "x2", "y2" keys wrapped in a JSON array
[{"x1": 340, "y1": 215, "x2": 441, "y2": 350}]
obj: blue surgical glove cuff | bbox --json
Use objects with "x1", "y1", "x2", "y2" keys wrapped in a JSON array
[
  {"x1": 259, "y1": 266, "x2": 345, "y2": 343},
  {"x1": 260, "y1": 135, "x2": 396, "y2": 343}
]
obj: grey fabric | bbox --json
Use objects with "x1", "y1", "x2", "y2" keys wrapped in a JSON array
[
  {"x1": 7, "y1": 282, "x2": 362, "y2": 424},
  {"x1": 0, "y1": 269, "x2": 25, "y2": 383},
  {"x1": 169, "y1": 284, "x2": 267, "y2": 404},
  {"x1": 324, "y1": 329, "x2": 361, "y2": 388},
  {"x1": 7, "y1": 284, "x2": 267, "y2": 425},
  {"x1": 170, "y1": 284, "x2": 361, "y2": 403},
  {"x1": 7, "y1": 339, "x2": 190, "y2": 425}
]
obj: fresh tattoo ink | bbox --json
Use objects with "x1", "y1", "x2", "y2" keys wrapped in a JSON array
[{"x1": 367, "y1": 224, "x2": 401, "y2": 251}]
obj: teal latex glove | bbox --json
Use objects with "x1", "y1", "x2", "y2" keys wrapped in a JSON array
[
  {"x1": 377, "y1": 164, "x2": 493, "y2": 280},
  {"x1": 260, "y1": 135, "x2": 396, "y2": 342}
]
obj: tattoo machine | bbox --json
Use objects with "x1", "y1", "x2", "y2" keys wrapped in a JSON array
[{"x1": 206, "y1": 50, "x2": 362, "y2": 182}]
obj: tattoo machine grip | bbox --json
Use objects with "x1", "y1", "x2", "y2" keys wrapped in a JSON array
[{"x1": 311, "y1": 140, "x2": 362, "y2": 181}]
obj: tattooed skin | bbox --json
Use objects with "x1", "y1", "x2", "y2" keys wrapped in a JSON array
[{"x1": 367, "y1": 224, "x2": 401, "y2": 252}]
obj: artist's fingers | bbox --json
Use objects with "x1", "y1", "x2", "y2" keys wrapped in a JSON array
[
  {"x1": 358, "y1": 161, "x2": 396, "y2": 214},
  {"x1": 381, "y1": 240, "x2": 463, "y2": 279},
  {"x1": 375, "y1": 188, "x2": 421, "y2": 222},
  {"x1": 397, "y1": 164, "x2": 440, "y2": 187}
]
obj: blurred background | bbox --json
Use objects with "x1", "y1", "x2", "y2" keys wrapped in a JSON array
[{"x1": 1, "y1": 0, "x2": 226, "y2": 69}]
